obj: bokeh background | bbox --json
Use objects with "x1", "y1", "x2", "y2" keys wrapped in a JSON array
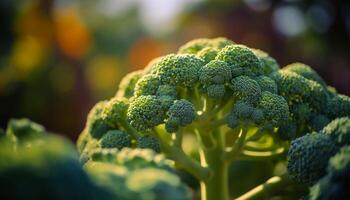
[{"x1": 1, "y1": 0, "x2": 350, "y2": 140}]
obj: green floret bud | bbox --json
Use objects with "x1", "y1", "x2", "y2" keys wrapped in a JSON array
[
  {"x1": 252, "y1": 48, "x2": 279, "y2": 75},
  {"x1": 256, "y1": 75, "x2": 278, "y2": 94},
  {"x1": 6, "y1": 118, "x2": 45, "y2": 141},
  {"x1": 178, "y1": 37, "x2": 234, "y2": 54},
  {"x1": 206, "y1": 84, "x2": 226, "y2": 98},
  {"x1": 126, "y1": 168, "x2": 191, "y2": 200},
  {"x1": 232, "y1": 101, "x2": 255, "y2": 120},
  {"x1": 287, "y1": 133, "x2": 338, "y2": 184},
  {"x1": 0, "y1": 132, "x2": 102, "y2": 200},
  {"x1": 310, "y1": 145, "x2": 350, "y2": 200},
  {"x1": 216, "y1": 45, "x2": 262, "y2": 77},
  {"x1": 199, "y1": 60, "x2": 231, "y2": 98},
  {"x1": 197, "y1": 47, "x2": 218, "y2": 63},
  {"x1": 322, "y1": 117, "x2": 350, "y2": 147},
  {"x1": 134, "y1": 74, "x2": 161, "y2": 96},
  {"x1": 165, "y1": 100, "x2": 196, "y2": 133},
  {"x1": 251, "y1": 109, "x2": 265, "y2": 124},
  {"x1": 127, "y1": 95, "x2": 168, "y2": 131},
  {"x1": 156, "y1": 85, "x2": 177, "y2": 98},
  {"x1": 87, "y1": 101, "x2": 113, "y2": 139},
  {"x1": 226, "y1": 114, "x2": 239, "y2": 129},
  {"x1": 102, "y1": 98, "x2": 128, "y2": 127},
  {"x1": 90, "y1": 148, "x2": 119, "y2": 163},
  {"x1": 100, "y1": 130, "x2": 131, "y2": 149},
  {"x1": 283, "y1": 63, "x2": 326, "y2": 86},
  {"x1": 258, "y1": 91, "x2": 289, "y2": 126},
  {"x1": 115, "y1": 148, "x2": 173, "y2": 171},
  {"x1": 151, "y1": 54, "x2": 204, "y2": 87},
  {"x1": 272, "y1": 71, "x2": 328, "y2": 111},
  {"x1": 326, "y1": 94, "x2": 350, "y2": 118},
  {"x1": 178, "y1": 38, "x2": 212, "y2": 54},
  {"x1": 116, "y1": 70, "x2": 144, "y2": 98},
  {"x1": 199, "y1": 60, "x2": 232, "y2": 85},
  {"x1": 230, "y1": 76, "x2": 262, "y2": 104},
  {"x1": 137, "y1": 135, "x2": 161, "y2": 153}
]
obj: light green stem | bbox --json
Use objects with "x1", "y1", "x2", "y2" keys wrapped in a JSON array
[
  {"x1": 200, "y1": 147, "x2": 229, "y2": 200},
  {"x1": 236, "y1": 174, "x2": 291, "y2": 200}
]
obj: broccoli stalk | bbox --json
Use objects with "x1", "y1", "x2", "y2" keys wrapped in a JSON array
[{"x1": 78, "y1": 38, "x2": 350, "y2": 200}]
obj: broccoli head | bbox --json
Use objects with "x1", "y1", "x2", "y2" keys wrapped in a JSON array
[
  {"x1": 77, "y1": 37, "x2": 350, "y2": 200},
  {"x1": 309, "y1": 145, "x2": 350, "y2": 200},
  {"x1": 287, "y1": 133, "x2": 338, "y2": 184}
]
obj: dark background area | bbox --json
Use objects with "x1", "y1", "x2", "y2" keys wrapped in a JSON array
[{"x1": 1, "y1": 0, "x2": 349, "y2": 140}]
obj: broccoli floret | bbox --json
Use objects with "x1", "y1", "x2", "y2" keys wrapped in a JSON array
[
  {"x1": 251, "y1": 48, "x2": 279, "y2": 75},
  {"x1": 256, "y1": 76, "x2": 278, "y2": 94},
  {"x1": 134, "y1": 74, "x2": 161, "y2": 96},
  {"x1": 322, "y1": 117, "x2": 350, "y2": 147},
  {"x1": 126, "y1": 168, "x2": 191, "y2": 200},
  {"x1": 0, "y1": 120, "x2": 107, "y2": 200},
  {"x1": 216, "y1": 45, "x2": 262, "y2": 77},
  {"x1": 258, "y1": 91, "x2": 289, "y2": 126},
  {"x1": 178, "y1": 37, "x2": 234, "y2": 54},
  {"x1": 165, "y1": 100, "x2": 196, "y2": 132},
  {"x1": 86, "y1": 161, "x2": 190, "y2": 200},
  {"x1": 127, "y1": 95, "x2": 168, "y2": 131},
  {"x1": 86, "y1": 101, "x2": 113, "y2": 139},
  {"x1": 309, "y1": 145, "x2": 350, "y2": 200},
  {"x1": 100, "y1": 130, "x2": 131, "y2": 149},
  {"x1": 272, "y1": 70, "x2": 328, "y2": 112},
  {"x1": 6, "y1": 118, "x2": 45, "y2": 142},
  {"x1": 102, "y1": 98, "x2": 128, "y2": 127},
  {"x1": 199, "y1": 60, "x2": 231, "y2": 98},
  {"x1": 283, "y1": 63, "x2": 326, "y2": 86},
  {"x1": 197, "y1": 47, "x2": 219, "y2": 64},
  {"x1": 116, "y1": 70, "x2": 144, "y2": 98},
  {"x1": 287, "y1": 133, "x2": 338, "y2": 184},
  {"x1": 230, "y1": 75, "x2": 262, "y2": 104},
  {"x1": 137, "y1": 135, "x2": 161, "y2": 153},
  {"x1": 151, "y1": 54, "x2": 204, "y2": 87},
  {"x1": 325, "y1": 94, "x2": 350, "y2": 118}
]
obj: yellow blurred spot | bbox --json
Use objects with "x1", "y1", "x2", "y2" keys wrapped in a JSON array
[
  {"x1": 85, "y1": 56, "x2": 121, "y2": 95},
  {"x1": 10, "y1": 36, "x2": 47, "y2": 79},
  {"x1": 128, "y1": 37, "x2": 163, "y2": 70},
  {"x1": 54, "y1": 7, "x2": 91, "y2": 59}
]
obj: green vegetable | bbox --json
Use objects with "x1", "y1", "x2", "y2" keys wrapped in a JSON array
[
  {"x1": 0, "y1": 119, "x2": 109, "y2": 200},
  {"x1": 77, "y1": 37, "x2": 350, "y2": 200}
]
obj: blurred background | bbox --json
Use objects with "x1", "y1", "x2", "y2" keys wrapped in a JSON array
[{"x1": 1, "y1": 0, "x2": 350, "y2": 140}]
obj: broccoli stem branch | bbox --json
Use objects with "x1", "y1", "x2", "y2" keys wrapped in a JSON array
[
  {"x1": 225, "y1": 128, "x2": 247, "y2": 160},
  {"x1": 153, "y1": 128, "x2": 210, "y2": 181},
  {"x1": 236, "y1": 174, "x2": 292, "y2": 200},
  {"x1": 199, "y1": 131, "x2": 229, "y2": 200},
  {"x1": 119, "y1": 120, "x2": 140, "y2": 139}
]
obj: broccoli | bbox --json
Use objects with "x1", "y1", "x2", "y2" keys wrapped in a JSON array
[
  {"x1": 322, "y1": 117, "x2": 350, "y2": 147},
  {"x1": 309, "y1": 145, "x2": 350, "y2": 200},
  {"x1": 78, "y1": 37, "x2": 350, "y2": 200},
  {"x1": 100, "y1": 130, "x2": 131, "y2": 149},
  {"x1": 287, "y1": 132, "x2": 338, "y2": 185},
  {"x1": 137, "y1": 135, "x2": 161, "y2": 153},
  {"x1": 84, "y1": 148, "x2": 191, "y2": 200},
  {"x1": 0, "y1": 119, "x2": 110, "y2": 200}
]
